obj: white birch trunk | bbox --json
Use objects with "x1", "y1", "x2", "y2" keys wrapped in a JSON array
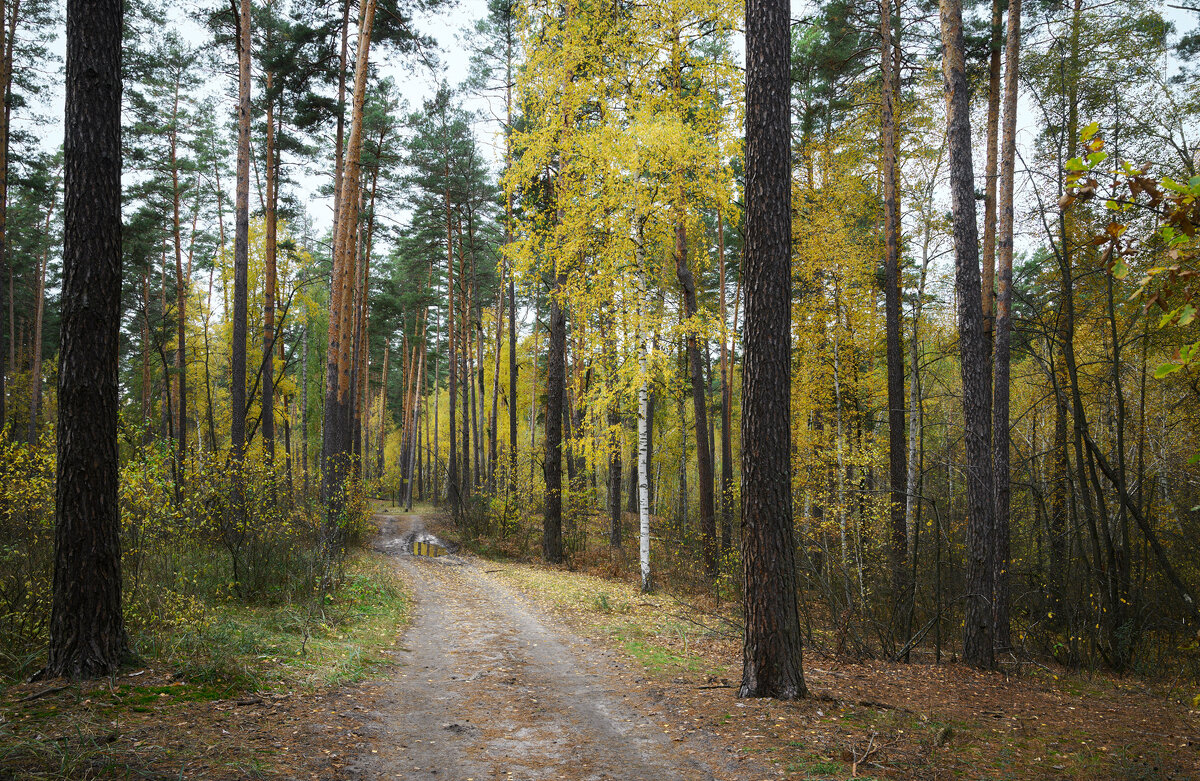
[{"x1": 636, "y1": 215, "x2": 652, "y2": 593}]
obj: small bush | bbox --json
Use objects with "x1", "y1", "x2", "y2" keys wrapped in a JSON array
[{"x1": 0, "y1": 424, "x2": 375, "y2": 684}]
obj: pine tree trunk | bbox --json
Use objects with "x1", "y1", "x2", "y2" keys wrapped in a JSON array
[
  {"x1": 45, "y1": 0, "x2": 128, "y2": 678},
  {"x1": 27, "y1": 195, "x2": 54, "y2": 444},
  {"x1": 447, "y1": 192, "x2": 459, "y2": 512},
  {"x1": 718, "y1": 209, "x2": 734, "y2": 552},
  {"x1": 0, "y1": 0, "x2": 20, "y2": 434},
  {"x1": 322, "y1": 0, "x2": 376, "y2": 524},
  {"x1": 880, "y1": 0, "x2": 908, "y2": 620},
  {"x1": 489, "y1": 282, "x2": 503, "y2": 493},
  {"x1": 169, "y1": 82, "x2": 187, "y2": 487},
  {"x1": 939, "y1": 0, "x2": 996, "y2": 670},
  {"x1": 980, "y1": 0, "x2": 1003, "y2": 345},
  {"x1": 262, "y1": 68, "x2": 277, "y2": 471},
  {"x1": 544, "y1": 256, "x2": 566, "y2": 564},
  {"x1": 991, "y1": 0, "x2": 1021, "y2": 655},
  {"x1": 740, "y1": 0, "x2": 806, "y2": 700}
]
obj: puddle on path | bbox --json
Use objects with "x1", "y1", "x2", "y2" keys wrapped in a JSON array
[
  {"x1": 400, "y1": 529, "x2": 455, "y2": 559},
  {"x1": 410, "y1": 539, "x2": 446, "y2": 557}
]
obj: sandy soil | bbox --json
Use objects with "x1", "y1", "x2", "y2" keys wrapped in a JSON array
[{"x1": 344, "y1": 513, "x2": 763, "y2": 781}]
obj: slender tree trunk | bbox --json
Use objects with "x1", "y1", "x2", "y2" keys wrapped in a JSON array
[
  {"x1": 169, "y1": 83, "x2": 187, "y2": 487},
  {"x1": 447, "y1": 196, "x2": 459, "y2": 512},
  {"x1": 940, "y1": 0, "x2": 996, "y2": 670},
  {"x1": 0, "y1": 0, "x2": 21, "y2": 434},
  {"x1": 230, "y1": 0, "x2": 252, "y2": 464},
  {"x1": 45, "y1": 0, "x2": 128, "y2": 678},
  {"x1": 406, "y1": 343, "x2": 424, "y2": 511},
  {"x1": 262, "y1": 67, "x2": 278, "y2": 470},
  {"x1": 460, "y1": 237, "x2": 473, "y2": 498},
  {"x1": 980, "y1": 0, "x2": 1003, "y2": 347},
  {"x1": 880, "y1": 0, "x2": 907, "y2": 613},
  {"x1": 302, "y1": 323, "x2": 309, "y2": 496},
  {"x1": 991, "y1": 0, "x2": 1021, "y2": 655},
  {"x1": 740, "y1": 0, "x2": 807, "y2": 700},
  {"x1": 332, "y1": 0, "x2": 350, "y2": 228},
  {"x1": 545, "y1": 257, "x2": 566, "y2": 564},
  {"x1": 322, "y1": 0, "x2": 377, "y2": 524},
  {"x1": 718, "y1": 209, "x2": 734, "y2": 552},
  {"x1": 490, "y1": 280, "x2": 503, "y2": 493},
  {"x1": 636, "y1": 221, "x2": 651, "y2": 590},
  {"x1": 376, "y1": 340, "x2": 389, "y2": 479},
  {"x1": 670, "y1": 30, "x2": 716, "y2": 577},
  {"x1": 27, "y1": 193, "x2": 55, "y2": 444},
  {"x1": 530, "y1": 305, "x2": 539, "y2": 488}
]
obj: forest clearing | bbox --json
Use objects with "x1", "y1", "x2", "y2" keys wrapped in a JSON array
[{"x1": 0, "y1": 0, "x2": 1199, "y2": 776}]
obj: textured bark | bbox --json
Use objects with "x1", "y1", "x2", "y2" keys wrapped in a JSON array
[
  {"x1": 322, "y1": 0, "x2": 376, "y2": 521},
  {"x1": 940, "y1": 0, "x2": 996, "y2": 670},
  {"x1": 45, "y1": 0, "x2": 128, "y2": 678},
  {"x1": 980, "y1": 0, "x2": 1003, "y2": 342},
  {"x1": 880, "y1": 0, "x2": 907, "y2": 611},
  {"x1": 230, "y1": 0, "x2": 251, "y2": 463},
  {"x1": 637, "y1": 224, "x2": 651, "y2": 589},
  {"x1": 991, "y1": 0, "x2": 1020, "y2": 655},
  {"x1": 740, "y1": 0, "x2": 806, "y2": 700},
  {"x1": 544, "y1": 266, "x2": 566, "y2": 564}
]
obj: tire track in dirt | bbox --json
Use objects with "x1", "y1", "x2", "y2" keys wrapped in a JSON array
[{"x1": 346, "y1": 514, "x2": 756, "y2": 781}]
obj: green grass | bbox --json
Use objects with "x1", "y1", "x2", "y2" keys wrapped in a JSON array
[
  {"x1": 156, "y1": 550, "x2": 410, "y2": 691},
  {"x1": 622, "y1": 638, "x2": 705, "y2": 673},
  {"x1": 0, "y1": 550, "x2": 410, "y2": 780}
]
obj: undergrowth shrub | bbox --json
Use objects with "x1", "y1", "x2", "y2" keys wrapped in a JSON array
[{"x1": 0, "y1": 423, "x2": 374, "y2": 683}]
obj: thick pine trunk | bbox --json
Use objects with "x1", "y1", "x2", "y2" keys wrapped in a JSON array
[
  {"x1": 940, "y1": 0, "x2": 996, "y2": 670},
  {"x1": 46, "y1": 0, "x2": 128, "y2": 678},
  {"x1": 740, "y1": 0, "x2": 807, "y2": 700}
]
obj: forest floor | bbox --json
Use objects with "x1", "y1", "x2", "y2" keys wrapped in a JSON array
[{"x1": 3, "y1": 507, "x2": 1199, "y2": 779}]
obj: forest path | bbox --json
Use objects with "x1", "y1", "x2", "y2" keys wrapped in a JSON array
[{"x1": 345, "y1": 512, "x2": 751, "y2": 781}]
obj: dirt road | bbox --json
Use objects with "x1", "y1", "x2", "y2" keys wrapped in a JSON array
[{"x1": 346, "y1": 513, "x2": 755, "y2": 781}]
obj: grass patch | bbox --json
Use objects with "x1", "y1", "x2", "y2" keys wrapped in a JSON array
[
  {"x1": 0, "y1": 550, "x2": 410, "y2": 780},
  {"x1": 155, "y1": 550, "x2": 410, "y2": 691},
  {"x1": 622, "y1": 639, "x2": 705, "y2": 674}
]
